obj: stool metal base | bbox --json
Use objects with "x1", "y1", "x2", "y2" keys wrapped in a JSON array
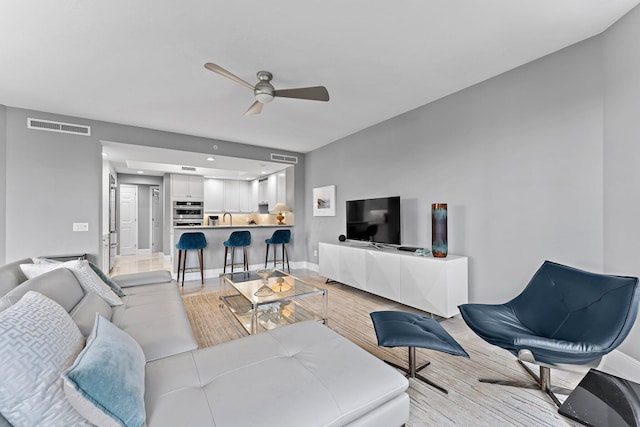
[
  {"x1": 224, "y1": 246, "x2": 249, "y2": 274},
  {"x1": 384, "y1": 347, "x2": 449, "y2": 394},
  {"x1": 176, "y1": 248, "x2": 204, "y2": 287},
  {"x1": 265, "y1": 243, "x2": 290, "y2": 273},
  {"x1": 479, "y1": 360, "x2": 572, "y2": 407}
]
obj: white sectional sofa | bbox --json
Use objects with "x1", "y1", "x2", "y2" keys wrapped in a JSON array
[{"x1": 0, "y1": 258, "x2": 410, "y2": 427}]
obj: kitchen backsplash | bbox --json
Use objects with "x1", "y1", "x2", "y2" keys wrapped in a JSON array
[{"x1": 204, "y1": 213, "x2": 295, "y2": 226}]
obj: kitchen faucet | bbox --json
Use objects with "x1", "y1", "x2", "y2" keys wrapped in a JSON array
[{"x1": 223, "y1": 211, "x2": 232, "y2": 226}]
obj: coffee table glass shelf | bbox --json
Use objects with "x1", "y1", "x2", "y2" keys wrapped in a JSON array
[{"x1": 220, "y1": 269, "x2": 328, "y2": 335}]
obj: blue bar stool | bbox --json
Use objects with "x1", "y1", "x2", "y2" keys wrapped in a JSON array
[
  {"x1": 264, "y1": 229, "x2": 291, "y2": 273},
  {"x1": 175, "y1": 232, "x2": 207, "y2": 287},
  {"x1": 223, "y1": 231, "x2": 251, "y2": 273}
]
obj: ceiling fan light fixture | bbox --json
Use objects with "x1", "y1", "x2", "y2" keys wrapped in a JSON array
[{"x1": 255, "y1": 92, "x2": 274, "y2": 103}]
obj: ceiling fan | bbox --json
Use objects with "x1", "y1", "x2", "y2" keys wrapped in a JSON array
[{"x1": 204, "y1": 62, "x2": 330, "y2": 116}]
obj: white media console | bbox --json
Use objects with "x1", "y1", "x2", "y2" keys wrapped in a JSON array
[{"x1": 319, "y1": 242, "x2": 468, "y2": 318}]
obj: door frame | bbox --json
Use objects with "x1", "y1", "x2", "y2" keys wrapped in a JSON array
[{"x1": 119, "y1": 184, "x2": 138, "y2": 256}]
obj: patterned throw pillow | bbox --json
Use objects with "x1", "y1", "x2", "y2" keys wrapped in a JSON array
[
  {"x1": 21, "y1": 260, "x2": 123, "y2": 306},
  {"x1": 0, "y1": 291, "x2": 89, "y2": 426}
]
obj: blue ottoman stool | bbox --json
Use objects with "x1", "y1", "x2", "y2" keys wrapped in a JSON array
[{"x1": 370, "y1": 310, "x2": 469, "y2": 394}]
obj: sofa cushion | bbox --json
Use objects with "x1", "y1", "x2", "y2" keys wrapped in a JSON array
[
  {"x1": 112, "y1": 282, "x2": 198, "y2": 362},
  {"x1": 111, "y1": 270, "x2": 173, "y2": 288},
  {"x1": 144, "y1": 321, "x2": 409, "y2": 427},
  {"x1": 70, "y1": 292, "x2": 113, "y2": 337},
  {"x1": 0, "y1": 268, "x2": 85, "y2": 312},
  {"x1": 0, "y1": 291, "x2": 88, "y2": 426},
  {"x1": 63, "y1": 315, "x2": 146, "y2": 427}
]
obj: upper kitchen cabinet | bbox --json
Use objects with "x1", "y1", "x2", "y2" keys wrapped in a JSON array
[
  {"x1": 171, "y1": 174, "x2": 204, "y2": 201},
  {"x1": 204, "y1": 178, "x2": 224, "y2": 212},
  {"x1": 205, "y1": 178, "x2": 252, "y2": 213}
]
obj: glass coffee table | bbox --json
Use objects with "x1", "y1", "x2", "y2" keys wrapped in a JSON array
[{"x1": 219, "y1": 269, "x2": 328, "y2": 335}]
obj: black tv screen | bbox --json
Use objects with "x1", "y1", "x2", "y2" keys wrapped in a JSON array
[{"x1": 346, "y1": 196, "x2": 401, "y2": 245}]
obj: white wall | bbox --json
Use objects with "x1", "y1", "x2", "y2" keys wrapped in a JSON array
[
  {"x1": 0, "y1": 107, "x2": 306, "y2": 266},
  {"x1": 306, "y1": 36, "x2": 604, "y2": 305},
  {"x1": 603, "y1": 5, "x2": 640, "y2": 360}
]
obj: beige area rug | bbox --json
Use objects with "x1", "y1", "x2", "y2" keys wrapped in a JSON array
[{"x1": 182, "y1": 278, "x2": 581, "y2": 426}]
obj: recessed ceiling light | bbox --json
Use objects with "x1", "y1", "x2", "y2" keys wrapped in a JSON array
[
  {"x1": 245, "y1": 177, "x2": 251, "y2": 180},
  {"x1": 206, "y1": 156, "x2": 215, "y2": 161},
  {"x1": 101, "y1": 152, "x2": 108, "y2": 157},
  {"x1": 261, "y1": 171, "x2": 267, "y2": 174},
  {"x1": 137, "y1": 171, "x2": 144, "y2": 174},
  {"x1": 279, "y1": 173, "x2": 285, "y2": 177}
]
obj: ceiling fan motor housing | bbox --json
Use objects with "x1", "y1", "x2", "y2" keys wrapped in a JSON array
[{"x1": 254, "y1": 71, "x2": 275, "y2": 103}]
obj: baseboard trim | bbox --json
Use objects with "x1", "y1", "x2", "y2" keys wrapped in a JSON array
[
  {"x1": 600, "y1": 349, "x2": 640, "y2": 383},
  {"x1": 178, "y1": 261, "x2": 318, "y2": 281}
]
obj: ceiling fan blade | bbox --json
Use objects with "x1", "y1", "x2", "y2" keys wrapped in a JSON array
[
  {"x1": 274, "y1": 86, "x2": 330, "y2": 102},
  {"x1": 204, "y1": 63, "x2": 255, "y2": 90},
  {"x1": 244, "y1": 101, "x2": 263, "y2": 116}
]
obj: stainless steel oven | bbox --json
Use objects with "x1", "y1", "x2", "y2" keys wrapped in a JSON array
[{"x1": 173, "y1": 201, "x2": 203, "y2": 226}]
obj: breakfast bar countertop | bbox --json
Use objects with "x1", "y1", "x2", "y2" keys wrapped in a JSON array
[{"x1": 174, "y1": 224, "x2": 294, "y2": 229}]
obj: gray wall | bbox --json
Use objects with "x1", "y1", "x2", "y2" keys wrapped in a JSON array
[
  {"x1": 306, "y1": 36, "x2": 604, "y2": 304},
  {"x1": 0, "y1": 105, "x2": 6, "y2": 264},
  {"x1": 5, "y1": 108, "x2": 102, "y2": 263},
  {"x1": 305, "y1": 7, "x2": 640, "y2": 364},
  {"x1": 603, "y1": 5, "x2": 640, "y2": 360},
  {"x1": 0, "y1": 107, "x2": 305, "y2": 266}
]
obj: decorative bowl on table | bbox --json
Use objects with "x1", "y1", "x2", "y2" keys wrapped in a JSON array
[{"x1": 254, "y1": 268, "x2": 276, "y2": 296}]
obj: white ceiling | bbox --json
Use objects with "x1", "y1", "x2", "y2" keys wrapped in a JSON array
[
  {"x1": 102, "y1": 141, "x2": 290, "y2": 179},
  {"x1": 1, "y1": 1, "x2": 639, "y2": 154}
]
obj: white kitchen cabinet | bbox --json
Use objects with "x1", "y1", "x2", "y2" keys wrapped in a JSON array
[
  {"x1": 250, "y1": 180, "x2": 259, "y2": 211},
  {"x1": 204, "y1": 178, "x2": 224, "y2": 212},
  {"x1": 319, "y1": 242, "x2": 468, "y2": 318},
  {"x1": 276, "y1": 172, "x2": 286, "y2": 204},
  {"x1": 224, "y1": 180, "x2": 240, "y2": 212},
  {"x1": 267, "y1": 174, "x2": 278, "y2": 209},
  {"x1": 171, "y1": 174, "x2": 204, "y2": 200},
  {"x1": 238, "y1": 181, "x2": 250, "y2": 212}
]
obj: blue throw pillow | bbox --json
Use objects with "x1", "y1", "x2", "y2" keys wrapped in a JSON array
[
  {"x1": 89, "y1": 262, "x2": 125, "y2": 297},
  {"x1": 62, "y1": 314, "x2": 146, "y2": 427}
]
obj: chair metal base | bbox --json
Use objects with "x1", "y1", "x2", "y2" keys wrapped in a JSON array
[
  {"x1": 479, "y1": 360, "x2": 572, "y2": 407},
  {"x1": 265, "y1": 243, "x2": 290, "y2": 273},
  {"x1": 384, "y1": 347, "x2": 449, "y2": 394}
]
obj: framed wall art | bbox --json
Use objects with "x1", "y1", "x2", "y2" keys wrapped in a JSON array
[{"x1": 313, "y1": 185, "x2": 336, "y2": 216}]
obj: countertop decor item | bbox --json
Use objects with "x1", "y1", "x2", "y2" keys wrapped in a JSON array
[
  {"x1": 271, "y1": 203, "x2": 290, "y2": 225},
  {"x1": 432, "y1": 203, "x2": 448, "y2": 258}
]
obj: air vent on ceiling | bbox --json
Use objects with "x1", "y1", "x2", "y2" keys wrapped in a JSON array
[
  {"x1": 27, "y1": 118, "x2": 91, "y2": 136},
  {"x1": 181, "y1": 166, "x2": 197, "y2": 172},
  {"x1": 271, "y1": 153, "x2": 298, "y2": 164}
]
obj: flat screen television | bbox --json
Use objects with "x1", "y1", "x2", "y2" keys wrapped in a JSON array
[{"x1": 346, "y1": 196, "x2": 401, "y2": 245}]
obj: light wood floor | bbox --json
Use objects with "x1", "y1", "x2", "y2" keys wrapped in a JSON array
[{"x1": 115, "y1": 255, "x2": 583, "y2": 426}]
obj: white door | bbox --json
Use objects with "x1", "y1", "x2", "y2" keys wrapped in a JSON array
[
  {"x1": 119, "y1": 184, "x2": 138, "y2": 256},
  {"x1": 151, "y1": 186, "x2": 161, "y2": 253}
]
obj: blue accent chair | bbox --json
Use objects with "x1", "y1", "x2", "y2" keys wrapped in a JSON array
[
  {"x1": 459, "y1": 260, "x2": 640, "y2": 406},
  {"x1": 370, "y1": 311, "x2": 469, "y2": 394},
  {"x1": 223, "y1": 231, "x2": 251, "y2": 273},
  {"x1": 264, "y1": 229, "x2": 291, "y2": 273},
  {"x1": 175, "y1": 232, "x2": 207, "y2": 287}
]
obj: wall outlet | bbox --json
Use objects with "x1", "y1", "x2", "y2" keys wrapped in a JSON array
[
  {"x1": 314, "y1": 249, "x2": 318, "y2": 257},
  {"x1": 73, "y1": 222, "x2": 89, "y2": 232}
]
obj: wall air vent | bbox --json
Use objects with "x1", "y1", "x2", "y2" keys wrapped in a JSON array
[
  {"x1": 181, "y1": 166, "x2": 197, "y2": 172},
  {"x1": 270, "y1": 153, "x2": 298, "y2": 164},
  {"x1": 27, "y1": 118, "x2": 91, "y2": 136}
]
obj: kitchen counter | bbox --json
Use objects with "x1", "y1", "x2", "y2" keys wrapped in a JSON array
[
  {"x1": 171, "y1": 225, "x2": 296, "y2": 277},
  {"x1": 174, "y1": 224, "x2": 294, "y2": 229}
]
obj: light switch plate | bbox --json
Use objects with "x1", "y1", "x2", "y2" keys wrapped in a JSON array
[{"x1": 73, "y1": 222, "x2": 89, "y2": 232}]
